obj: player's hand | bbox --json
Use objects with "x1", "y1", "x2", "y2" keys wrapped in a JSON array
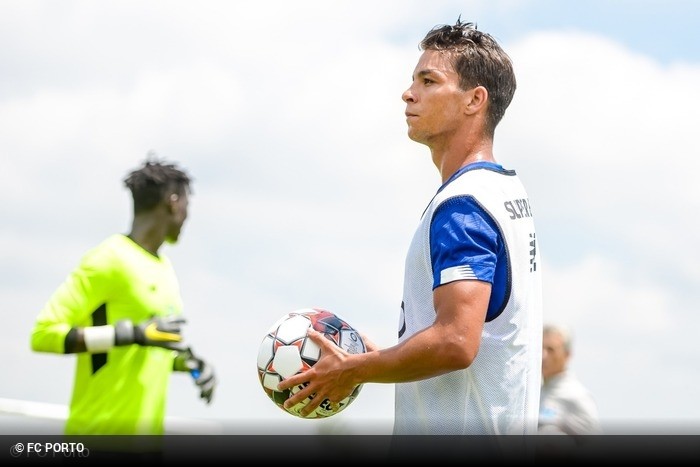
[
  {"x1": 115, "y1": 315, "x2": 187, "y2": 351},
  {"x1": 360, "y1": 332, "x2": 380, "y2": 352},
  {"x1": 277, "y1": 328, "x2": 357, "y2": 417},
  {"x1": 174, "y1": 348, "x2": 217, "y2": 404}
]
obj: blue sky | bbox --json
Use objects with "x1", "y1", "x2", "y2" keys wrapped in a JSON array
[
  {"x1": 482, "y1": 0, "x2": 700, "y2": 64},
  {"x1": 1, "y1": 0, "x2": 699, "y2": 435}
]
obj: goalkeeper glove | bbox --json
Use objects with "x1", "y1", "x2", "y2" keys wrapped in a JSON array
[
  {"x1": 174, "y1": 348, "x2": 217, "y2": 404},
  {"x1": 114, "y1": 315, "x2": 187, "y2": 351}
]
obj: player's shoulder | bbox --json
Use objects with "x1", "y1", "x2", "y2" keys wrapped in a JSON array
[
  {"x1": 79, "y1": 234, "x2": 131, "y2": 266},
  {"x1": 555, "y1": 372, "x2": 594, "y2": 396},
  {"x1": 442, "y1": 163, "x2": 518, "y2": 194}
]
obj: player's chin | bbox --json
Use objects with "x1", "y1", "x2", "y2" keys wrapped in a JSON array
[
  {"x1": 406, "y1": 128, "x2": 425, "y2": 144},
  {"x1": 165, "y1": 233, "x2": 180, "y2": 244}
]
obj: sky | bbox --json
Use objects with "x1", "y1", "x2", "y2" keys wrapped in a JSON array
[{"x1": 1, "y1": 0, "x2": 700, "y2": 436}]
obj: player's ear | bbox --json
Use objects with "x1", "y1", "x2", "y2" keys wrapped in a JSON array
[
  {"x1": 463, "y1": 85, "x2": 488, "y2": 116},
  {"x1": 166, "y1": 193, "x2": 179, "y2": 214}
]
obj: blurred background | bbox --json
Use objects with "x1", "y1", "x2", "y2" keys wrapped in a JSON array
[{"x1": 1, "y1": 0, "x2": 699, "y2": 435}]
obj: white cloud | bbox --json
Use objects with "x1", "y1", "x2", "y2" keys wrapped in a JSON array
[{"x1": 2, "y1": 1, "x2": 699, "y2": 433}]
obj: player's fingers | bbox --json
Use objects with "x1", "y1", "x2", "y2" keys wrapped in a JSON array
[
  {"x1": 305, "y1": 328, "x2": 335, "y2": 350},
  {"x1": 201, "y1": 385, "x2": 214, "y2": 403},
  {"x1": 166, "y1": 341, "x2": 189, "y2": 352},
  {"x1": 360, "y1": 332, "x2": 378, "y2": 351},
  {"x1": 166, "y1": 315, "x2": 187, "y2": 323},
  {"x1": 298, "y1": 392, "x2": 326, "y2": 417},
  {"x1": 197, "y1": 372, "x2": 214, "y2": 386},
  {"x1": 276, "y1": 369, "x2": 311, "y2": 391},
  {"x1": 162, "y1": 316, "x2": 187, "y2": 330},
  {"x1": 283, "y1": 383, "x2": 315, "y2": 409},
  {"x1": 159, "y1": 324, "x2": 183, "y2": 334}
]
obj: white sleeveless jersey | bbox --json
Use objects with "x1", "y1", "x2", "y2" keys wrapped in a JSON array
[{"x1": 394, "y1": 164, "x2": 543, "y2": 435}]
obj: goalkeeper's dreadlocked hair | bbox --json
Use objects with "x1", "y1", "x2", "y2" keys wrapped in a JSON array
[{"x1": 123, "y1": 156, "x2": 193, "y2": 214}]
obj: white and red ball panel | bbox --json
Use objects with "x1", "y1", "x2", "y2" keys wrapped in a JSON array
[{"x1": 256, "y1": 307, "x2": 366, "y2": 419}]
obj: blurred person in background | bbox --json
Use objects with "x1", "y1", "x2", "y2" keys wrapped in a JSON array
[
  {"x1": 539, "y1": 323, "x2": 602, "y2": 437},
  {"x1": 30, "y1": 158, "x2": 216, "y2": 443}
]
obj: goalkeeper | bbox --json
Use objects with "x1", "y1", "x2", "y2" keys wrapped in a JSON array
[{"x1": 30, "y1": 158, "x2": 216, "y2": 436}]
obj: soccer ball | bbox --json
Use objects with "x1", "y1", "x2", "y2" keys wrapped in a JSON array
[{"x1": 256, "y1": 307, "x2": 366, "y2": 418}]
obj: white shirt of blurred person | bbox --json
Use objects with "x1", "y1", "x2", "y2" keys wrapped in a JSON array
[{"x1": 539, "y1": 324, "x2": 602, "y2": 436}]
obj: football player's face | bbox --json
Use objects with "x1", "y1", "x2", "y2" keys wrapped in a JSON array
[
  {"x1": 542, "y1": 331, "x2": 569, "y2": 380},
  {"x1": 402, "y1": 50, "x2": 468, "y2": 145},
  {"x1": 165, "y1": 191, "x2": 189, "y2": 244}
]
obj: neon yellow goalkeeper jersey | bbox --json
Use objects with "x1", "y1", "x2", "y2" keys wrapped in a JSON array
[{"x1": 31, "y1": 234, "x2": 184, "y2": 435}]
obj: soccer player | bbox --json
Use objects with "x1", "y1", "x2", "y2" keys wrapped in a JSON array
[
  {"x1": 539, "y1": 324, "x2": 602, "y2": 436},
  {"x1": 278, "y1": 18, "x2": 543, "y2": 437},
  {"x1": 30, "y1": 158, "x2": 216, "y2": 437}
]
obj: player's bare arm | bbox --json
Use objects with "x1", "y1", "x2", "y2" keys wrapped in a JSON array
[{"x1": 278, "y1": 280, "x2": 490, "y2": 417}]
